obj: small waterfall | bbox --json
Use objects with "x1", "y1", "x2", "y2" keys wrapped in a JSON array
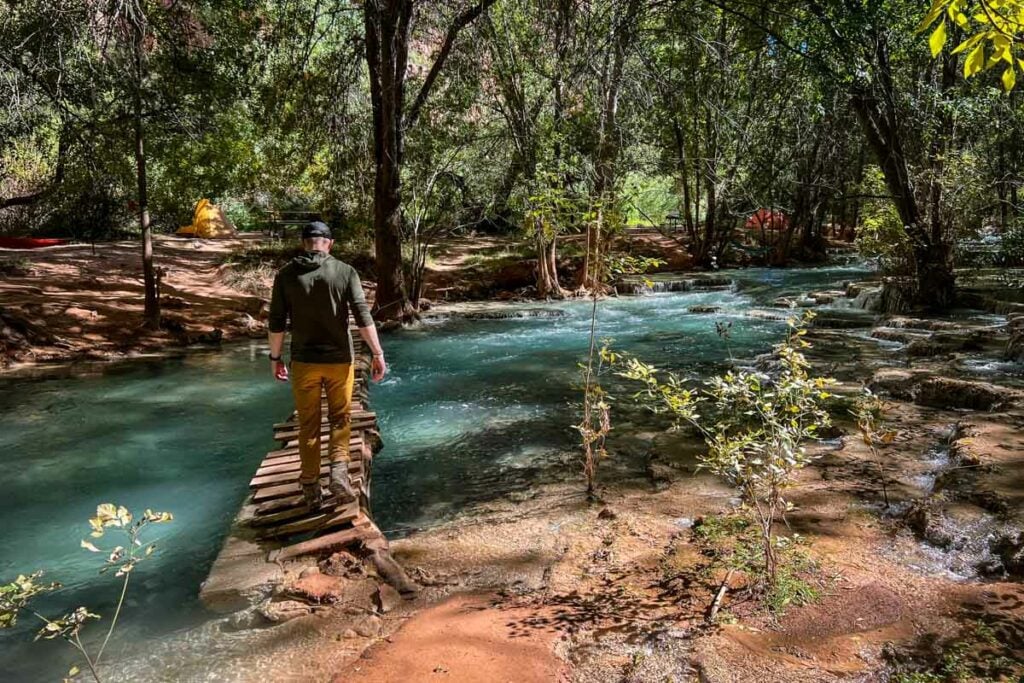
[{"x1": 615, "y1": 276, "x2": 735, "y2": 296}]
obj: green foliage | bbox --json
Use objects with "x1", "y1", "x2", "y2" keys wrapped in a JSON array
[
  {"x1": 1000, "y1": 224, "x2": 1024, "y2": 265},
  {"x1": 693, "y1": 514, "x2": 820, "y2": 615},
  {"x1": 888, "y1": 618, "x2": 1022, "y2": 682},
  {"x1": 851, "y1": 389, "x2": 897, "y2": 506},
  {"x1": 619, "y1": 311, "x2": 836, "y2": 585},
  {"x1": 0, "y1": 504, "x2": 173, "y2": 682},
  {"x1": 620, "y1": 172, "x2": 676, "y2": 227}
]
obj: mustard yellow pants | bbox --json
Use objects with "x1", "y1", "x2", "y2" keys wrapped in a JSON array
[{"x1": 290, "y1": 362, "x2": 355, "y2": 485}]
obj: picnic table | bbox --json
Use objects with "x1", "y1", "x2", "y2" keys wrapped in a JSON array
[{"x1": 261, "y1": 209, "x2": 323, "y2": 239}]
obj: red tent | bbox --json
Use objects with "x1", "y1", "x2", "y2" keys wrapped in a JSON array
[{"x1": 745, "y1": 209, "x2": 789, "y2": 232}]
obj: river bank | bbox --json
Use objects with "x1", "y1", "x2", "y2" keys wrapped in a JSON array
[{"x1": 2, "y1": 249, "x2": 1022, "y2": 681}]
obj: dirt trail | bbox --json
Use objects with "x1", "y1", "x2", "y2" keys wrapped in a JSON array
[
  {"x1": 0, "y1": 235, "x2": 267, "y2": 370},
  {"x1": 335, "y1": 594, "x2": 568, "y2": 683}
]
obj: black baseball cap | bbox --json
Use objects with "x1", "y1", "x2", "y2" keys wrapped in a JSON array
[{"x1": 302, "y1": 221, "x2": 332, "y2": 239}]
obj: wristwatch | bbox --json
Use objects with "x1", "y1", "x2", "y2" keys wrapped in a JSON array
[{"x1": 269, "y1": 353, "x2": 282, "y2": 361}]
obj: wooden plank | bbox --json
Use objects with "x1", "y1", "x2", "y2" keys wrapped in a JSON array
[
  {"x1": 273, "y1": 420, "x2": 375, "y2": 442},
  {"x1": 260, "y1": 438, "x2": 365, "y2": 465},
  {"x1": 250, "y1": 460, "x2": 363, "y2": 488},
  {"x1": 262, "y1": 447, "x2": 367, "y2": 465},
  {"x1": 254, "y1": 454, "x2": 357, "y2": 477},
  {"x1": 252, "y1": 475, "x2": 364, "y2": 503},
  {"x1": 273, "y1": 409, "x2": 374, "y2": 430},
  {"x1": 253, "y1": 498, "x2": 358, "y2": 528},
  {"x1": 269, "y1": 516, "x2": 373, "y2": 562},
  {"x1": 258, "y1": 503, "x2": 361, "y2": 538}
]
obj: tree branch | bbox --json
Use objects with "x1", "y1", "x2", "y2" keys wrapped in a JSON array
[{"x1": 403, "y1": 0, "x2": 498, "y2": 131}]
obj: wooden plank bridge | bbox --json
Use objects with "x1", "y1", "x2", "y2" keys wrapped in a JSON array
[
  {"x1": 200, "y1": 316, "x2": 390, "y2": 611},
  {"x1": 250, "y1": 337, "x2": 387, "y2": 562}
]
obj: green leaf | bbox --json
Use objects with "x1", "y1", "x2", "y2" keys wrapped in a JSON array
[{"x1": 929, "y1": 21, "x2": 947, "y2": 57}]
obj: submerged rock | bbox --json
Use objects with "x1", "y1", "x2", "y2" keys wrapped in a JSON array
[{"x1": 258, "y1": 599, "x2": 312, "y2": 624}]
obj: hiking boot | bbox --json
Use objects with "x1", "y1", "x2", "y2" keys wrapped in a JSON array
[
  {"x1": 301, "y1": 481, "x2": 322, "y2": 509},
  {"x1": 328, "y1": 462, "x2": 357, "y2": 504}
]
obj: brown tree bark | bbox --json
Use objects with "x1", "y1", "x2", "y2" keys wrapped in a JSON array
[
  {"x1": 133, "y1": 29, "x2": 159, "y2": 329},
  {"x1": 849, "y1": 36, "x2": 956, "y2": 310},
  {"x1": 363, "y1": 0, "x2": 496, "y2": 322}
]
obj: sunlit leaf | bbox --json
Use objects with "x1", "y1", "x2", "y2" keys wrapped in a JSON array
[{"x1": 929, "y1": 21, "x2": 948, "y2": 57}]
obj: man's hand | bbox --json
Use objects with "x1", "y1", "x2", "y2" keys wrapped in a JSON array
[
  {"x1": 371, "y1": 354, "x2": 387, "y2": 382},
  {"x1": 272, "y1": 360, "x2": 289, "y2": 382}
]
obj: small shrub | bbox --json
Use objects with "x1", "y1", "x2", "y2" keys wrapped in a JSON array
[
  {"x1": 619, "y1": 311, "x2": 836, "y2": 587},
  {"x1": 0, "y1": 504, "x2": 173, "y2": 682}
]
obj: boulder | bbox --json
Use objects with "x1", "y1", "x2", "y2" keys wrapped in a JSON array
[
  {"x1": 915, "y1": 377, "x2": 1018, "y2": 411},
  {"x1": 375, "y1": 584, "x2": 403, "y2": 614},
  {"x1": 320, "y1": 551, "x2": 365, "y2": 579},
  {"x1": 286, "y1": 573, "x2": 347, "y2": 604},
  {"x1": 989, "y1": 531, "x2": 1024, "y2": 577}
]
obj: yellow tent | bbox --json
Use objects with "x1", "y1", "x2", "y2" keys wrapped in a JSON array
[{"x1": 176, "y1": 199, "x2": 237, "y2": 238}]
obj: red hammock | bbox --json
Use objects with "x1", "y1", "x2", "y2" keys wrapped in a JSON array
[{"x1": 0, "y1": 237, "x2": 70, "y2": 249}]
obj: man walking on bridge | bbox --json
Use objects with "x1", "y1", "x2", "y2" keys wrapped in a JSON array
[{"x1": 267, "y1": 221, "x2": 387, "y2": 509}]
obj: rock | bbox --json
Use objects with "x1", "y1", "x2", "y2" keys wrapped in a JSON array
[
  {"x1": 852, "y1": 286, "x2": 882, "y2": 312},
  {"x1": 989, "y1": 531, "x2": 1024, "y2": 577},
  {"x1": 353, "y1": 614, "x2": 383, "y2": 638},
  {"x1": 597, "y1": 507, "x2": 617, "y2": 520},
  {"x1": 904, "y1": 503, "x2": 953, "y2": 549},
  {"x1": 688, "y1": 305, "x2": 720, "y2": 314},
  {"x1": 886, "y1": 317, "x2": 960, "y2": 331},
  {"x1": 1007, "y1": 330, "x2": 1024, "y2": 363},
  {"x1": 375, "y1": 584, "x2": 403, "y2": 614},
  {"x1": 224, "y1": 608, "x2": 273, "y2": 631},
  {"x1": 370, "y1": 549, "x2": 419, "y2": 596},
  {"x1": 906, "y1": 340, "x2": 949, "y2": 358},
  {"x1": 507, "y1": 487, "x2": 538, "y2": 502},
  {"x1": 871, "y1": 327, "x2": 928, "y2": 344},
  {"x1": 299, "y1": 566, "x2": 321, "y2": 578},
  {"x1": 869, "y1": 369, "x2": 919, "y2": 401},
  {"x1": 320, "y1": 551, "x2": 365, "y2": 579},
  {"x1": 258, "y1": 599, "x2": 311, "y2": 624},
  {"x1": 286, "y1": 573, "x2": 346, "y2": 604},
  {"x1": 869, "y1": 369, "x2": 1020, "y2": 410},
  {"x1": 342, "y1": 628, "x2": 359, "y2": 639},
  {"x1": 916, "y1": 377, "x2": 1018, "y2": 411}
]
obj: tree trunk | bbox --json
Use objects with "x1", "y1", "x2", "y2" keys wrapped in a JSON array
[
  {"x1": 133, "y1": 36, "x2": 159, "y2": 330},
  {"x1": 363, "y1": 0, "x2": 495, "y2": 322},
  {"x1": 364, "y1": 0, "x2": 415, "y2": 322},
  {"x1": 850, "y1": 35, "x2": 955, "y2": 309},
  {"x1": 535, "y1": 217, "x2": 566, "y2": 299}
]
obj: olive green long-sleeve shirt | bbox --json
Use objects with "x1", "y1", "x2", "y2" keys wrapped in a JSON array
[{"x1": 268, "y1": 251, "x2": 374, "y2": 364}]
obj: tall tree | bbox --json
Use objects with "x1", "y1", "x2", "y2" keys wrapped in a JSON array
[{"x1": 363, "y1": 0, "x2": 497, "y2": 321}]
